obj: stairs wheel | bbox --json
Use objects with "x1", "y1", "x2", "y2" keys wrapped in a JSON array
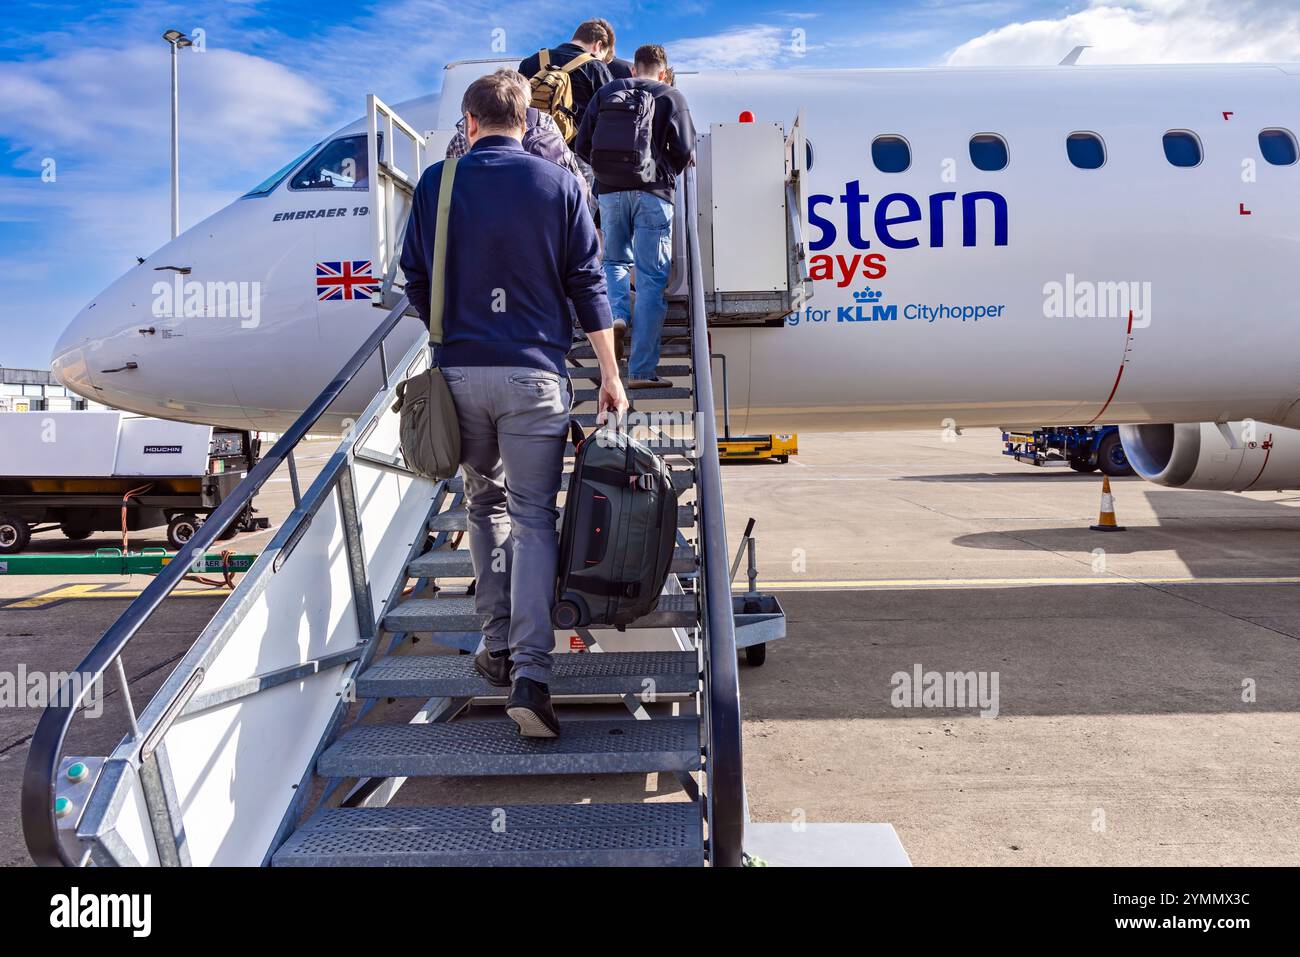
[{"x1": 744, "y1": 643, "x2": 767, "y2": 667}]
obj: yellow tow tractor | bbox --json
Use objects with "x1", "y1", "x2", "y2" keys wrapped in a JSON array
[
  {"x1": 719, "y1": 433, "x2": 798, "y2": 464},
  {"x1": 711, "y1": 351, "x2": 797, "y2": 464}
]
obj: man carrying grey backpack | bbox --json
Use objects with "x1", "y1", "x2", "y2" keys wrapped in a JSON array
[{"x1": 399, "y1": 71, "x2": 627, "y2": 738}]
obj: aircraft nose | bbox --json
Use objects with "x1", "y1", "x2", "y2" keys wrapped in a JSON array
[{"x1": 50, "y1": 301, "x2": 101, "y2": 399}]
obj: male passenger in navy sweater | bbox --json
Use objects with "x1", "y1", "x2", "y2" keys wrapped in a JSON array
[{"x1": 400, "y1": 71, "x2": 627, "y2": 738}]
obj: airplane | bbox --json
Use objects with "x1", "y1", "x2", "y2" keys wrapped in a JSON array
[{"x1": 49, "y1": 58, "x2": 1300, "y2": 494}]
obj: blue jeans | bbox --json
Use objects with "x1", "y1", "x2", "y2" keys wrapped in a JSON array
[{"x1": 598, "y1": 190, "x2": 674, "y2": 379}]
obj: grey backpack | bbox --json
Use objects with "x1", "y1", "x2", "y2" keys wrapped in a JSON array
[{"x1": 393, "y1": 158, "x2": 461, "y2": 481}]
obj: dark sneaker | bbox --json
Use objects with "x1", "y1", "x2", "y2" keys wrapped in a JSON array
[
  {"x1": 627, "y1": 374, "x2": 664, "y2": 390},
  {"x1": 506, "y1": 677, "x2": 560, "y2": 738},
  {"x1": 473, "y1": 648, "x2": 512, "y2": 688}
]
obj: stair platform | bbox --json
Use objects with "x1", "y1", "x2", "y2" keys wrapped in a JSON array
[{"x1": 273, "y1": 801, "x2": 703, "y2": 867}]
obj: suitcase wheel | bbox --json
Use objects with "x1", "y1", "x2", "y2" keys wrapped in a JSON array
[{"x1": 552, "y1": 598, "x2": 585, "y2": 629}]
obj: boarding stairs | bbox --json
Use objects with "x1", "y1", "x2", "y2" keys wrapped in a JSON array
[{"x1": 22, "y1": 94, "x2": 801, "y2": 868}]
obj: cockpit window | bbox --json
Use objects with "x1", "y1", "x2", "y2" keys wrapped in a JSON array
[
  {"x1": 289, "y1": 135, "x2": 373, "y2": 190},
  {"x1": 242, "y1": 141, "x2": 321, "y2": 197}
]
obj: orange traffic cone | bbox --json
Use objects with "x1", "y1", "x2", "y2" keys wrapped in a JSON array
[{"x1": 1090, "y1": 474, "x2": 1126, "y2": 531}]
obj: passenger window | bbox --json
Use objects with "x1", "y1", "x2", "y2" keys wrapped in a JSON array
[
  {"x1": 1066, "y1": 132, "x2": 1106, "y2": 169},
  {"x1": 871, "y1": 135, "x2": 911, "y2": 173},
  {"x1": 969, "y1": 134, "x2": 1008, "y2": 171},
  {"x1": 290, "y1": 135, "x2": 371, "y2": 190},
  {"x1": 1162, "y1": 130, "x2": 1202, "y2": 168},
  {"x1": 1259, "y1": 128, "x2": 1298, "y2": 166},
  {"x1": 806, "y1": 139, "x2": 815, "y2": 171}
]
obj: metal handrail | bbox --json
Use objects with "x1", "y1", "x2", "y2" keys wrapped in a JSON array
[
  {"x1": 682, "y1": 166, "x2": 745, "y2": 866},
  {"x1": 22, "y1": 294, "x2": 417, "y2": 866}
]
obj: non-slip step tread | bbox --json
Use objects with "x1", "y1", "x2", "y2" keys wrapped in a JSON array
[
  {"x1": 573, "y1": 387, "x2": 693, "y2": 403},
  {"x1": 430, "y1": 504, "x2": 695, "y2": 533},
  {"x1": 272, "y1": 802, "x2": 702, "y2": 867},
  {"x1": 317, "y1": 717, "x2": 701, "y2": 777},
  {"x1": 407, "y1": 545, "x2": 696, "y2": 581},
  {"x1": 357, "y1": 650, "x2": 699, "y2": 698},
  {"x1": 383, "y1": 593, "x2": 697, "y2": 632},
  {"x1": 566, "y1": 365, "x2": 691, "y2": 380},
  {"x1": 570, "y1": 342, "x2": 690, "y2": 359}
]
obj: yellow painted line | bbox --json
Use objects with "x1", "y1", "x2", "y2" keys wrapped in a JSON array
[
  {"x1": 5, "y1": 584, "x2": 109, "y2": 608},
  {"x1": 742, "y1": 576, "x2": 1300, "y2": 591},
  {"x1": 3, "y1": 583, "x2": 223, "y2": 609}
]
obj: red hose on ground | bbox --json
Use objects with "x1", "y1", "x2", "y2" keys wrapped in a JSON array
[{"x1": 119, "y1": 483, "x2": 155, "y2": 551}]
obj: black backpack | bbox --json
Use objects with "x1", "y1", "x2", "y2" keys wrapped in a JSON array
[{"x1": 589, "y1": 86, "x2": 658, "y2": 189}]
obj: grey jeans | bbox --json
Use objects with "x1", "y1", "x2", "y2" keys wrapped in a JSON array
[{"x1": 442, "y1": 365, "x2": 572, "y2": 683}]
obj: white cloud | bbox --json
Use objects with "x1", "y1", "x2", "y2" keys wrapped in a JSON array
[
  {"x1": 0, "y1": 45, "x2": 327, "y2": 176},
  {"x1": 669, "y1": 26, "x2": 793, "y2": 70},
  {"x1": 945, "y1": 0, "x2": 1300, "y2": 65}
]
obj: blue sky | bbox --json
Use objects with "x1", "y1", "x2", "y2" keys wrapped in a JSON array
[{"x1": 2, "y1": 0, "x2": 1297, "y2": 369}]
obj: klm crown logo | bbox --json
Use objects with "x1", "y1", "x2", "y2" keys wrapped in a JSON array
[{"x1": 840, "y1": 286, "x2": 896, "y2": 323}]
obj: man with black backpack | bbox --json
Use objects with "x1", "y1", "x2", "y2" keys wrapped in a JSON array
[{"x1": 575, "y1": 44, "x2": 695, "y2": 388}]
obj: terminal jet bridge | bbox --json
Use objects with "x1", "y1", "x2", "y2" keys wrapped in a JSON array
[{"x1": 22, "y1": 95, "x2": 804, "y2": 867}]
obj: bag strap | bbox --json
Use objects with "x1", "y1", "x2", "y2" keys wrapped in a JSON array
[
  {"x1": 428, "y1": 157, "x2": 458, "y2": 346},
  {"x1": 561, "y1": 51, "x2": 594, "y2": 74},
  {"x1": 538, "y1": 48, "x2": 550, "y2": 70},
  {"x1": 568, "y1": 418, "x2": 586, "y2": 449}
]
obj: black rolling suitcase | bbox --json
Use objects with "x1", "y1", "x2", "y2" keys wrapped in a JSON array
[{"x1": 552, "y1": 420, "x2": 679, "y2": 629}]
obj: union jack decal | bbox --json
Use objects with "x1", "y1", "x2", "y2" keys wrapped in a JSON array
[{"x1": 316, "y1": 260, "x2": 378, "y2": 301}]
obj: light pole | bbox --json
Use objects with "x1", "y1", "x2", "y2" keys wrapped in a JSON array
[{"x1": 163, "y1": 30, "x2": 192, "y2": 239}]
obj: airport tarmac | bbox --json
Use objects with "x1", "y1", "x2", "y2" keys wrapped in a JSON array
[{"x1": 2, "y1": 428, "x2": 1298, "y2": 866}]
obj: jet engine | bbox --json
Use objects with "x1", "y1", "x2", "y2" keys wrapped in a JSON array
[{"x1": 1118, "y1": 421, "x2": 1300, "y2": 492}]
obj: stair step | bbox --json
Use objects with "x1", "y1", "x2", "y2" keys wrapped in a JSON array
[
  {"x1": 570, "y1": 342, "x2": 690, "y2": 360},
  {"x1": 573, "y1": 386, "x2": 693, "y2": 404},
  {"x1": 430, "y1": 504, "x2": 694, "y2": 533},
  {"x1": 408, "y1": 545, "x2": 697, "y2": 580},
  {"x1": 430, "y1": 468, "x2": 693, "y2": 507},
  {"x1": 568, "y1": 438, "x2": 695, "y2": 456},
  {"x1": 383, "y1": 593, "x2": 697, "y2": 632},
  {"x1": 272, "y1": 801, "x2": 702, "y2": 867},
  {"x1": 571, "y1": 414, "x2": 698, "y2": 437},
  {"x1": 317, "y1": 717, "x2": 700, "y2": 778},
  {"x1": 565, "y1": 469, "x2": 695, "y2": 492},
  {"x1": 357, "y1": 650, "x2": 699, "y2": 698},
  {"x1": 566, "y1": 365, "x2": 691, "y2": 380}
]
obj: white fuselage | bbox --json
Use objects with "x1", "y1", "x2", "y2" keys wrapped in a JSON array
[{"x1": 51, "y1": 63, "x2": 1300, "y2": 436}]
